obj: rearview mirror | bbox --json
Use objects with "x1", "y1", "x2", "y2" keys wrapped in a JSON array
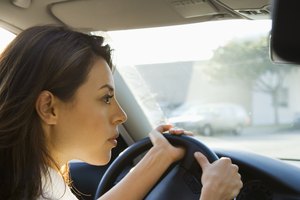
[{"x1": 270, "y1": 0, "x2": 300, "y2": 64}]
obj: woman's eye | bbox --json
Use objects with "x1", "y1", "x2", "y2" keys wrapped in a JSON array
[{"x1": 103, "y1": 94, "x2": 114, "y2": 104}]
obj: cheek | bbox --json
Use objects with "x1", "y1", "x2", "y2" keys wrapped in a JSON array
[
  {"x1": 57, "y1": 102, "x2": 109, "y2": 145},
  {"x1": 74, "y1": 104, "x2": 109, "y2": 139}
]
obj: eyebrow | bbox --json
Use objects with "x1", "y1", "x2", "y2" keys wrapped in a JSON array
[{"x1": 98, "y1": 84, "x2": 114, "y2": 92}]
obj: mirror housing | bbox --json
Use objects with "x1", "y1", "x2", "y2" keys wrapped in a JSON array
[{"x1": 270, "y1": 0, "x2": 300, "y2": 64}]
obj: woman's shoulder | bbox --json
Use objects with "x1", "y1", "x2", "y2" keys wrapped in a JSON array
[{"x1": 38, "y1": 167, "x2": 78, "y2": 200}]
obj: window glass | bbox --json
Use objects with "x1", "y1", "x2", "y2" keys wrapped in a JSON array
[
  {"x1": 0, "y1": 27, "x2": 16, "y2": 53},
  {"x1": 101, "y1": 19, "x2": 300, "y2": 160}
]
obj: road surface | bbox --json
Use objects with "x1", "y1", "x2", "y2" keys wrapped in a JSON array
[{"x1": 195, "y1": 126, "x2": 300, "y2": 160}]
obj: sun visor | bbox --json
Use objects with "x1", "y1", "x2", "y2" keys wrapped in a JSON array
[
  {"x1": 50, "y1": 0, "x2": 206, "y2": 31},
  {"x1": 50, "y1": 0, "x2": 242, "y2": 31}
]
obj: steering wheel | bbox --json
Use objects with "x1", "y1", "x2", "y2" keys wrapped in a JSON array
[{"x1": 94, "y1": 134, "x2": 219, "y2": 200}]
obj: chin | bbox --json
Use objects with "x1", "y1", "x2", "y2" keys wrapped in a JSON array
[{"x1": 84, "y1": 151, "x2": 112, "y2": 166}]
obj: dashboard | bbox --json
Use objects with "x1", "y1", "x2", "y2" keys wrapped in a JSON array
[{"x1": 215, "y1": 149, "x2": 300, "y2": 200}]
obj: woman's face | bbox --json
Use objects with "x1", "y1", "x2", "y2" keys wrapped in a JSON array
[{"x1": 50, "y1": 57, "x2": 127, "y2": 166}]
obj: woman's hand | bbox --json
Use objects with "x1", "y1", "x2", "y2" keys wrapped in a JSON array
[
  {"x1": 149, "y1": 124, "x2": 192, "y2": 163},
  {"x1": 195, "y1": 152, "x2": 243, "y2": 200},
  {"x1": 149, "y1": 124, "x2": 242, "y2": 200}
]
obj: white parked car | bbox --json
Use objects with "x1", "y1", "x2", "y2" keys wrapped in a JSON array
[{"x1": 169, "y1": 103, "x2": 250, "y2": 136}]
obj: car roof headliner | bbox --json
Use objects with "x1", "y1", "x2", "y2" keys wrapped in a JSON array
[{"x1": 0, "y1": 0, "x2": 270, "y2": 33}]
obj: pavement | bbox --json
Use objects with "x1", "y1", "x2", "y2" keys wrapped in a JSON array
[{"x1": 195, "y1": 125, "x2": 300, "y2": 160}]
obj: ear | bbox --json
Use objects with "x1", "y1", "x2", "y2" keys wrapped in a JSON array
[{"x1": 35, "y1": 90, "x2": 58, "y2": 125}]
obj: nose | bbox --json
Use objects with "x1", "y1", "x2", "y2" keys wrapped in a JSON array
[{"x1": 113, "y1": 99, "x2": 127, "y2": 125}]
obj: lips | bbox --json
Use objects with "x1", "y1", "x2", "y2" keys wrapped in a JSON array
[{"x1": 107, "y1": 133, "x2": 119, "y2": 146}]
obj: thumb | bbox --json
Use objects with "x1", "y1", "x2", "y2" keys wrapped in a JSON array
[{"x1": 194, "y1": 152, "x2": 210, "y2": 170}]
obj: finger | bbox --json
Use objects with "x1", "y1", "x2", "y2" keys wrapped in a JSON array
[
  {"x1": 169, "y1": 128, "x2": 194, "y2": 136},
  {"x1": 169, "y1": 128, "x2": 185, "y2": 135},
  {"x1": 155, "y1": 124, "x2": 173, "y2": 133},
  {"x1": 194, "y1": 152, "x2": 210, "y2": 170},
  {"x1": 183, "y1": 130, "x2": 194, "y2": 136},
  {"x1": 219, "y1": 157, "x2": 232, "y2": 165},
  {"x1": 232, "y1": 164, "x2": 239, "y2": 172},
  {"x1": 149, "y1": 124, "x2": 173, "y2": 144}
]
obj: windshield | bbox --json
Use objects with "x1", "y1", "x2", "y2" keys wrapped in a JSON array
[
  {"x1": 102, "y1": 19, "x2": 300, "y2": 160},
  {"x1": 0, "y1": 27, "x2": 15, "y2": 53}
]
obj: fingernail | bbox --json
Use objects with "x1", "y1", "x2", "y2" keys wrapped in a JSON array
[{"x1": 194, "y1": 152, "x2": 200, "y2": 157}]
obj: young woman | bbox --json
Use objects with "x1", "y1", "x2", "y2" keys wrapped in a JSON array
[{"x1": 0, "y1": 25, "x2": 242, "y2": 199}]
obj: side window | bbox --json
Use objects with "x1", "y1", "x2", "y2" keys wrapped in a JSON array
[{"x1": 0, "y1": 27, "x2": 16, "y2": 54}]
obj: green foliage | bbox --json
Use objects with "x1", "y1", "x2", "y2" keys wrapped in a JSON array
[
  {"x1": 207, "y1": 36, "x2": 290, "y2": 80},
  {"x1": 205, "y1": 35, "x2": 296, "y2": 93}
]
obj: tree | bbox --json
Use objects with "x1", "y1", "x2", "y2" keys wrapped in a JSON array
[{"x1": 205, "y1": 36, "x2": 294, "y2": 125}]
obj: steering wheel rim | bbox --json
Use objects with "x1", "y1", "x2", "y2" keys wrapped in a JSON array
[{"x1": 94, "y1": 134, "x2": 219, "y2": 200}]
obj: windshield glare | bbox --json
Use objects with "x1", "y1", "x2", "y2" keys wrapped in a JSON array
[{"x1": 102, "y1": 19, "x2": 300, "y2": 160}]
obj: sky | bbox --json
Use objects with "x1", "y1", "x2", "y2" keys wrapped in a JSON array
[{"x1": 107, "y1": 19, "x2": 271, "y2": 65}]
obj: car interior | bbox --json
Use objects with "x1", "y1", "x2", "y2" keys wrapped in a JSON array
[{"x1": 1, "y1": 0, "x2": 300, "y2": 200}]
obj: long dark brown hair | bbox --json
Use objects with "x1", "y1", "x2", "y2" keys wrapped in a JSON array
[{"x1": 0, "y1": 25, "x2": 113, "y2": 199}]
